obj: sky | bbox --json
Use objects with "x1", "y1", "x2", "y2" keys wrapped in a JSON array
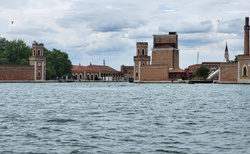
[{"x1": 1, "y1": 0, "x2": 249, "y2": 70}]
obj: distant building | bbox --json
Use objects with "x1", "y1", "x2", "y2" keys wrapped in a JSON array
[
  {"x1": 0, "y1": 43, "x2": 46, "y2": 81},
  {"x1": 219, "y1": 17, "x2": 250, "y2": 83},
  {"x1": 134, "y1": 32, "x2": 187, "y2": 82},
  {"x1": 120, "y1": 65, "x2": 134, "y2": 80},
  {"x1": 72, "y1": 63, "x2": 124, "y2": 81}
]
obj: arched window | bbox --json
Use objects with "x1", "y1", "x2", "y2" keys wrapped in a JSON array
[
  {"x1": 95, "y1": 74, "x2": 98, "y2": 80},
  {"x1": 91, "y1": 74, "x2": 94, "y2": 80},
  {"x1": 38, "y1": 72, "x2": 41, "y2": 77},
  {"x1": 80, "y1": 74, "x2": 82, "y2": 79},
  {"x1": 243, "y1": 66, "x2": 247, "y2": 76},
  {"x1": 38, "y1": 50, "x2": 40, "y2": 56},
  {"x1": 137, "y1": 49, "x2": 140, "y2": 55},
  {"x1": 33, "y1": 50, "x2": 36, "y2": 56},
  {"x1": 75, "y1": 74, "x2": 78, "y2": 80},
  {"x1": 87, "y1": 74, "x2": 90, "y2": 80},
  {"x1": 142, "y1": 49, "x2": 145, "y2": 55},
  {"x1": 142, "y1": 63, "x2": 145, "y2": 65}
]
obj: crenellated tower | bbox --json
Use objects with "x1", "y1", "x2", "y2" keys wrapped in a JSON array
[
  {"x1": 29, "y1": 42, "x2": 46, "y2": 81},
  {"x1": 133, "y1": 42, "x2": 150, "y2": 82}
]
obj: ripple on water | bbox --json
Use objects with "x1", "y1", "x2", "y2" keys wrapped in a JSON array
[{"x1": 0, "y1": 83, "x2": 250, "y2": 154}]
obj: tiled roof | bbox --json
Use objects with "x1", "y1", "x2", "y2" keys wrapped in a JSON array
[
  {"x1": 72, "y1": 65, "x2": 97, "y2": 71},
  {"x1": 169, "y1": 68, "x2": 185, "y2": 73},
  {"x1": 88, "y1": 65, "x2": 118, "y2": 72}
]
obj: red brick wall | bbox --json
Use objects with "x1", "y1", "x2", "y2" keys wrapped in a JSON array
[
  {"x1": 0, "y1": 65, "x2": 34, "y2": 80},
  {"x1": 140, "y1": 65, "x2": 168, "y2": 81},
  {"x1": 220, "y1": 62, "x2": 238, "y2": 82}
]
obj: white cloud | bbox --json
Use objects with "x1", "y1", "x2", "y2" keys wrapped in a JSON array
[{"x1": 0, "y1": 0, "x2": 248, "y2": 70}]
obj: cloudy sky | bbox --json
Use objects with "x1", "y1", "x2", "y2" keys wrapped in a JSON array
[{"x1": 1, "y1": 0, "x2": 249, "y2": 70}]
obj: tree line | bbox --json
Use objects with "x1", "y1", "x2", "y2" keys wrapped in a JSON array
[{"x1": 0, "y1": 37, "x2": 72, "y2": 80}]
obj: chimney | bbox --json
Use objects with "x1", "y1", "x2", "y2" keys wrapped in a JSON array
[
  {"x1": 244, "y1": 17, "x2": 249, "y2": 55},
  {"x1": 103, "y1": 60, "x2": 105, "y2": 66}
]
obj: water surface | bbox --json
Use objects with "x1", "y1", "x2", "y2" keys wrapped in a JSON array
[{"x1": 0, "y1": 83, "x2": 250, "y2": 153}]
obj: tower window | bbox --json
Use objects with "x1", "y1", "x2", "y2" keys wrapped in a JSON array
[
  {"x1": 138, "y1": 49, "x2": 140, "y2": 55},
  {"x1": 142, "y1": 49, "x2": 145, "y2": 55},
  {"x1": 243, "y1": 66, "x2": 247, "y2": 77},
  {"x1": 38, "y1": 50, "x2": 40, "y2": 56},
  {"x1": 33, "y1": 50, "x2": 36, "y2": 56}
]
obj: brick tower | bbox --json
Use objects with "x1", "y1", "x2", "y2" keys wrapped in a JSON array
[
  {"x1": 238, "y1": 17, "x2": 250, "y2": 83},
  {"x1": 134, "y1": 42, "x2": 150, "y2": 81},
  {"x1": 244, "y1": 17, "x2": 249, "y2": 55},
  {"x1": 29, "y1": 42, "x2": 46, "y2": 81}
]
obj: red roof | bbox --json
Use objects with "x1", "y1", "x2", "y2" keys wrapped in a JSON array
[
  {"x1": 72, "y1": 65, "x2": 97, "y2": 71},
  {"x1": 169, "y1": 68, "x2": 185, "y2": 73},
  {"x1": 88, "y1": 65, "x2": 118, "y2": 72}
]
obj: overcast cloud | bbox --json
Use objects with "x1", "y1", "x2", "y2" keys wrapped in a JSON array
[{"x1": 1, "y1": 0, "x2": 249, "y2": 70}]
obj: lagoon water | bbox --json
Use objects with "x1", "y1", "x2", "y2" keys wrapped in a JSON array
[{"x1": 0, "y1": 82, "x2": 250, "y2": 154}]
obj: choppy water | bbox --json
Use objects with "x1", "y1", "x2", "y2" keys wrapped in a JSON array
[{"x1": 0, "y1": 82, "x2": 250, "y2": 154}]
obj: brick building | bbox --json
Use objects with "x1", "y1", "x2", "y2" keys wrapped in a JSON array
[
  {"x1": 0, "y1": 43, "x2": 46, "y2": 81},
  {"x1": 120, "y1": 65, "x2": 134, "y2": 80},
  {"x1": 72, "y1": 64, "x2": 124, "y2": 81},
  {"x1": 219, "y1": 17, "x2": 250, "y2": 83},
  {"x1": 134, "y1": 32, "x2": 186, "y2": 82}
]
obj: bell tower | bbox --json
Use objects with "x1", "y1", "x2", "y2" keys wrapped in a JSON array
[
  {"x1": 225, "y1": 42, "x2": 229, "y2": 62},
  {"x1": 134, "y1": 42, "x2": 150, "y2": 82},
  {"x1": 29, "y1": 42, "x2": 46, "y2": 81}
]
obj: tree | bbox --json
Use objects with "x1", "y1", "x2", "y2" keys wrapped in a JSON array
[
  {"x1": 2, "y1": 39, "x2": 31, "y2": 65},
  {"x1": 231, "y1": 55, "x2": 238, "y2": 62},
  {"x1": 0, "y1": 37, "x2": 7, "y2": 54},
  {"x1": 196, "y1": 66, "x2": 209, "y2": 80},
  {"x1": 44, "y1": 48, "x2": 72, "y2": 80}
]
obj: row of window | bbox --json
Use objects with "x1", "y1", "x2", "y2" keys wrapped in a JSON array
[
  {"x1": 137, "y1": 49, "x2": 146, "y2": 55},
  {"x1": 33, "y1": 49, "x2": 43, "y2": 56}
]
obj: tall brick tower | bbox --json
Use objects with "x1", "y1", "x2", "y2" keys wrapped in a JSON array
[
  {"x1": 151, "y1": 32, "x2": 179, "y2": 70},
  {"x1": 29, "y1": 42, "x2": 46, "y2": 81},
  {"x1": 244, "y1": 17, "x2": 249, "y2": 55},
  {"x1": 134, "y1": 42, "x2": 150, "y2": 81}
]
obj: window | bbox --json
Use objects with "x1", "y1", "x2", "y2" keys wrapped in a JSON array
[
  {"x1": 243, "y1": 66, "x2": 247, "y2": 77},
  {"x1": 38, "y1": 50, "x2": 40, "y2": 56},
  {"x1": 80, "y1": 74, "x2": 82, "y2": 79},
  {"x1": 142, "y1": 49, "x2": 145, "y2": 55},
  {"x1": 136, "y1": 72, "x2": 138, "y2": 77},
  {"x1": 33, "y1": 50, "x2": 36, "y2": 56},
  {"x1": 142, "y1": 63, "x2": 145, "y2": 65},
  {"x1": 137, "y1": 49, "x2": 140, "y2": 55},
  {"x1": 38, "y1": 72, "x2": 41, "y2": 77}
]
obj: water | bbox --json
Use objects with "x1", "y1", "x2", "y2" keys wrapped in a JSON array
[{"x1": 0, "y1": 82, "x2": 250, "y2": 154}]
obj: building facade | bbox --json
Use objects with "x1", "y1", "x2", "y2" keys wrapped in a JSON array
[
  {"x1": 134, "y1": 32, "x2": 186, "y2": 82},
  {"x1": 72, "y1": 64, "x2": 124, "y2": 81},
  {"x1": 0, "y1": 43, "x2": 46, "y2": 81},
  {"x1": 219, "y1": 17, "x2": 250, "y2": 83}
]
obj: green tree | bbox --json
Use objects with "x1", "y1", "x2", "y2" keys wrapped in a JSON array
[
  {"x1": 2, "y1": 39, "x2": 31, "y2": 65},
  {"x1": 0, "y1": 37, "x2": 7, "y2": 55},
  {"x1": 231, "y1": 55, "x2": 238, "y2": 62},
  {"x1": 44, "y1": 48, "x2": 72, "y2": 80},
  {"x1": 196, "y1": 66, "x2": 209, "y2": 80},
  {"x1": 0, "y1": 58, "x2": 10, "y2": 65}
]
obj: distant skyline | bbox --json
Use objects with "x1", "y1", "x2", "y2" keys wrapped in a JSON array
[{"x1": 1, "y1": 0, "x2": 249, "y2": 70}]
